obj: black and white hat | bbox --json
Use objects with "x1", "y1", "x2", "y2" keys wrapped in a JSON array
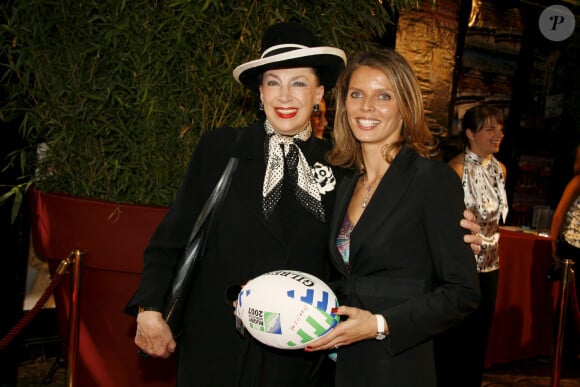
[{"x1": 233, "y1": 22, "x2": 347, "y2": 90}]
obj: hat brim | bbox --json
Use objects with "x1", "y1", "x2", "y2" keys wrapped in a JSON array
[{"x1": 233, "y1": 47, "x2": 346, "y2": 90}]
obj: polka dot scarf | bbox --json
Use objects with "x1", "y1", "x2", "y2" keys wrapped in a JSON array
[{"x1": 262, "y1": 120, "x2": 326, "y2": 222}]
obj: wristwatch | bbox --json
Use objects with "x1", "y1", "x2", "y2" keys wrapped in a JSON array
[{"x1": 375, "y1": 314, "x2": 387, "y2": 340}]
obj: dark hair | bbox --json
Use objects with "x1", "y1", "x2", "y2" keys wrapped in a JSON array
[
  {"x1": 327, "y1": 49, "x2": 437, "y2": 170},
  {"x1": 460, "y1": 104, "x2": 504, "y2": 144}
]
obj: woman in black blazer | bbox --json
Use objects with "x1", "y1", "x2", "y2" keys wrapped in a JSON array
[
  {"x1": 126, "y1": 22, "x2": 348, "y2": 386},
  {"x1": 305, "y1": 49, "x2": 481, "y2": 387}
]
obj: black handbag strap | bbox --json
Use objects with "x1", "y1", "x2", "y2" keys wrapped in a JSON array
[
  {"x1": 162, "y1": 156, "x2": 239, "y2": 329},
  {"x1": 137, "y1": 154, "x2": 241, "y2": 356},
  {"x1": 185, "y1": 156, "x2": 239, "y2": 247}
]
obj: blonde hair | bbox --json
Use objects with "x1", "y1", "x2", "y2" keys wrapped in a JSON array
[{"x1": 327, "y1": 49, "x2": 437, "y2": 170}]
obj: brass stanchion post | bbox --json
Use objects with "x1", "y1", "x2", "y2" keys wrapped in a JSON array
[
  {"x1": 67, "y1": 249, "x2": 85, "y2": 387},
  {"x1": 551, "y1": 258, "x2": 574, "y2": 387}
]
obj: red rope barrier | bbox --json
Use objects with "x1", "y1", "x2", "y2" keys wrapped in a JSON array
[{"x1": 0, "y1": 255, "x2": 72, "y2": 352}]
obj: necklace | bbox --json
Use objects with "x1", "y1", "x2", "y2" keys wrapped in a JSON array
[{"x1": 361, "y1": 174, "x2": 373, "y2": 209}]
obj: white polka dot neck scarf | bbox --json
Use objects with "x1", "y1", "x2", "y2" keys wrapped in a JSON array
[{"x1": 263, "y1": 120, "x2": 325, "y2": 222}]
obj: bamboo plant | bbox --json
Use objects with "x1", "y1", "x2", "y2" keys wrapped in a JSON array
[{"x1": 0, "y1": 0, "x2": 418, "y2": 219}]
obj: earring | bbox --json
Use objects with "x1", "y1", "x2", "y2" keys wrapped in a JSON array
[
  {"x1": 313, "y1": 104, "x2": 320, "y2": 113},
  {"x1": 259, "y1": 102, "x2": 264, "y2": 111}
]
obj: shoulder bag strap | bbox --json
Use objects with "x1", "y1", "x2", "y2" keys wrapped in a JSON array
[{"x1": 185, "y1": 156, "x2": 239, "y2": 247}]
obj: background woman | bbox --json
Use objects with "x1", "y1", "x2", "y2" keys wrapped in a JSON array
[
  {"x1": 310, "y1": 97, "x2": 329, "y2": 139},
  {"x1": 305, "y1": 49, "x2": 481, "y2": 387},
  {"x1": 437, "y1": 103, "x2": 508, "y2": 386},
  {"x1": 550, "y1": 144, "x2": 580, "y2": 370}
]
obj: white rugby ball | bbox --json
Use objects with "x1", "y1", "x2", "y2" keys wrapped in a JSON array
[{"x1": 235, "y1": 270, "x2": 340, "y2": 349}]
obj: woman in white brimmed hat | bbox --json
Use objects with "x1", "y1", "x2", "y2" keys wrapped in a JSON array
[{"x1": 127, "y1": 22, "x2": 347, "y2": 387}]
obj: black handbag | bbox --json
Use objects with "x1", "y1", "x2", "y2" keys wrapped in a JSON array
[{"x1": 163, "y1": 156, "x2": 239, "y2": 337}]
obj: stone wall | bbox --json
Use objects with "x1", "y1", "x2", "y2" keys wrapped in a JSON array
[{"x1": 396, "y1": 0, "x2": 463, "y2": 135}]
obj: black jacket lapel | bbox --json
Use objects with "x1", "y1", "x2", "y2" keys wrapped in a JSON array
[
  {"x1": 329, "y1": 148, "x2": 420, "y2": 272},
  {"x1": 231, "y1": 120, "x2": 287, "y2": 244}
]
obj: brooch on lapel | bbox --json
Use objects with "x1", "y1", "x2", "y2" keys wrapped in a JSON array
[{"x1": 311, "y1": 162, "x2": 336, "y2": 194}]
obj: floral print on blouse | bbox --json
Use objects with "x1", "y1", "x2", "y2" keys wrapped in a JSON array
[
  {"x1": 336, "y1": 213, "x2": 355, "y2": 268},
  {"x1": 562, "y1": 196, "x2": 580, "y2": 248},
  {"x1": 463, "y1": 149, "x2": 508, "y2": 272}
]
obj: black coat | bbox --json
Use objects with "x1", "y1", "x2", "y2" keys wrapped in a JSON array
[
  {"x1": 127, "y1": 119, "x2": 341, "y2": 386},
  {"x1": 328, "y1": 148, "x2": 481, "y2": 387}
]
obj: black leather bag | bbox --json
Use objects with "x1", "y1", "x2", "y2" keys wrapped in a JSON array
[{"x1": 163, "y1": 157, "x2": 239, "y2": 337}]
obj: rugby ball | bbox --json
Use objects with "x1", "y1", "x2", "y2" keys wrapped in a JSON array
[{"x1": 235, "y1": 270, "x2": 340, "y2": 349}]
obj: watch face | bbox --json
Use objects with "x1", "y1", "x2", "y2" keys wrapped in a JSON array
[{"x1": 375, "y1": 332, "x2": 387, "y2": 340}]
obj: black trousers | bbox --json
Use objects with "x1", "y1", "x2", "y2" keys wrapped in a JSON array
[
  {"x1": 435, "y1": 270, "x2": 498, "y2": 387},
  {"x1": 555, "y1": 238, "x2": 580, "y2": 368}
]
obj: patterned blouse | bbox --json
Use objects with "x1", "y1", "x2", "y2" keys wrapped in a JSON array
[
  {"x1": 336, "y1": 213, "x2": 355, "y2": 268},
  {"x1": 562, "y1": 196, "x2": 580, "y2": 248},
  {"x1": 462, "y1": 149, "x2": 508, "y2": 272}
]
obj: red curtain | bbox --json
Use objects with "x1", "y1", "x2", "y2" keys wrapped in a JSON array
[{"x1": 30, "y1": 189, "x2": 176, "y2": 387}]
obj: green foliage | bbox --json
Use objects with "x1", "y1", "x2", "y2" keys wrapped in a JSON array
[{"x1": 0, "y1": 0, "x2": 417, "y2": 208}]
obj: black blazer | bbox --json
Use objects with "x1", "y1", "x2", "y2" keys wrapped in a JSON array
[
  {"x1": 329, "y1": 147, "x2": 481, "y2": 387},
  {"x1": 127, "y1": 119, "x2": 341, "y2": 386}
]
